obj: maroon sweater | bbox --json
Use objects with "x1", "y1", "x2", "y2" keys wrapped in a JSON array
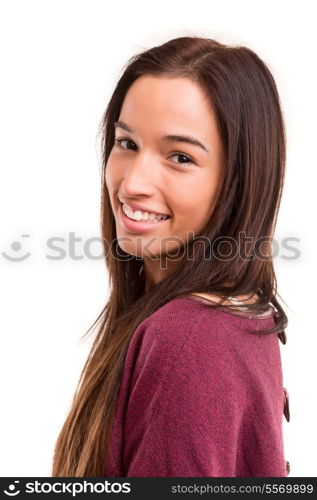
[{"x1": 104, "y1": 296, "x2": 290, "y2": 477}]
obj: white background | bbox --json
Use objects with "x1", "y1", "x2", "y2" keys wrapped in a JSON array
[{"x1": 0, "y1": 0, "x2": 316, "y2": 477}]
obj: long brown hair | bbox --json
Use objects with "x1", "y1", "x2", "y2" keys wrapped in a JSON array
[{"x1": 52, "y1": 35, "x2": 288, "y2": 476}]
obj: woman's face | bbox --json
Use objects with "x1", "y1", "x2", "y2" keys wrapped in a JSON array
[{"x1": 105, "y1": 75, "x2": 225, "y2": 277}]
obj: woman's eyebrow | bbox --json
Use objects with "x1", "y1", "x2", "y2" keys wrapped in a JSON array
[{"x1": 114, "y1": 120, "x2": 209, "y2": 153}]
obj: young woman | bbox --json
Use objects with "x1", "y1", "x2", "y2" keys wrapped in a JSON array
[{"x1": 52, "y1": 36, "x2": 290, "y2": 477}]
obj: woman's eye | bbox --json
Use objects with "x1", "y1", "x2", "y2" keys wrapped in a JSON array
[
  {"x1": 169, "y1": 153, "x2": 194, "y2": 166},
  {"x1": 115, "y1": 138, "x2": 194, "y2": 166},
  {"x1": 115, "y1": 138, "x2": 137, "y2": 151}
]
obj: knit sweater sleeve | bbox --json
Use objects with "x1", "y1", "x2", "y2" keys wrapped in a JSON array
[{"x1": 122, "y1": 305, "x2": 286, "y2": 477}]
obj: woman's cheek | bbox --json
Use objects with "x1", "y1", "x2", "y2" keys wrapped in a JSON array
[{"x1": 105, "y1": 156, "x2": 120, "y2": 187}]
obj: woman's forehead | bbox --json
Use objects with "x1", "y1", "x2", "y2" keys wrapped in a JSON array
[{"x1": 119, "y1": 75, "x2": 220, "y2": 148}]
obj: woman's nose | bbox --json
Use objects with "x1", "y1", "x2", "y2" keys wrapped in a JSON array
[{"x1": 121, "y1": 152, "x2": 159, "y2": 193}]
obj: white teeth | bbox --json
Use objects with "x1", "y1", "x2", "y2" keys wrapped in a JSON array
[
  {"x1": 122, "y1": 203, "x2": 169, "y2": 223},
  {"x1": 133, "y1": 210, "x2": 143, "y2": 221}
]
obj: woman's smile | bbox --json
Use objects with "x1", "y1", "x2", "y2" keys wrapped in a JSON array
[{"x1": 119, "y1": 201, "x2": 171, "y2": 233}]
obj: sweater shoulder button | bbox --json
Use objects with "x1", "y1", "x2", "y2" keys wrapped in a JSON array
[
  {"x1": 278, "y1": 330, "x2": 287, "y2": 344},
  {"x1": 283, "y1": 387, "x2": 290, "y2": 422},
  {"x1": 285, "y1": 460, "x2": 290, "y2": 475}
]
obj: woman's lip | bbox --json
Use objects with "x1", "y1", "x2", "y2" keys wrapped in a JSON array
[{"x1": 119, "y1": 203, "x2": 170, "y2": 233}]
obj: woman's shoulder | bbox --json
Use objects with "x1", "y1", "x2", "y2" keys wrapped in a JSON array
[
  {"x1": 131, "y1": 295, "x2": 277, "y2": 368},
  {"x1": 127, "y1": 295, "x2": 282, "y2": 410},
  {"x1": 144, "y1": 294, "x2": 275, "y2": 333},
  {"x1": 136, "y1": 295, "x2": 231, "y2": 345},
  {"x1": 127, "y1": 297, "x2": 228, "y2": 376}
]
